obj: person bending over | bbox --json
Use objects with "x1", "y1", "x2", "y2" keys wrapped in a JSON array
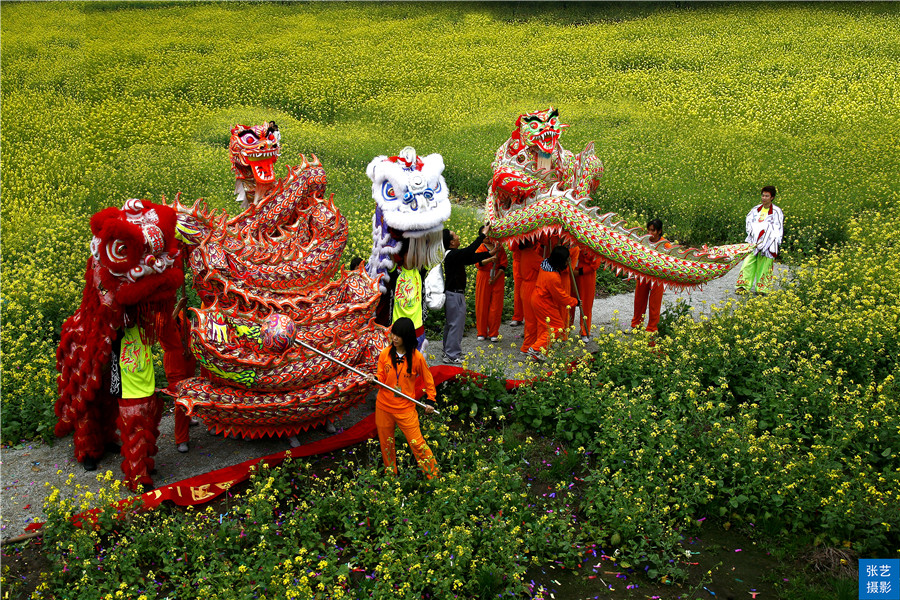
[{"x1": 528, "y1": 245, "x2": 578, "y2": 361}]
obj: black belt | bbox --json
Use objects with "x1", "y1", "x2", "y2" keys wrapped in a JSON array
[{"x1": 447, "y1": 289, "x2": 465, "y2": 294}]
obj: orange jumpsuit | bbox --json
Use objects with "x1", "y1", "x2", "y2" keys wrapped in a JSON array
[
  {"x1": 559, "y1": 244, "x2": 579, "y2": 334},
  {"x1": 510, "y1": 243, "x2": 523, "y2": 323},
  {"x1": 574, "y1": 250, "x2": 601, "y2": 337},
  {"x1": 518, "y1": 244, "x2": 544, "y2": 353},
  {"x1": 475, "y1": 242, "x2": 508, "y2": 338},
  {"x1": 375, "y1": 347, "x2": 439, "y2": 479},
  {"x1": 531, "y1": 267, "x2": 578, "y2": 353}
]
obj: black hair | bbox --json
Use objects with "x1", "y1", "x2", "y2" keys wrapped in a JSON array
[
  {"x1": 349, "y1": 256, "x2": 364, "y2": 271},
  {"x1": 442, "y1": 228, "x2": 453, "y2": 250},
  {"x1": 548, "y1": 245, "x2": 570, "y2": 272},
  {"x1": 647, "y1": 218, "x2": 663, "y2": 233},
  {"x1": 390, "y1": 317, "x2": 418, "y2": 374},
  {"x1": 761, "y1": 185, "x2": 777, "y2": 198}
]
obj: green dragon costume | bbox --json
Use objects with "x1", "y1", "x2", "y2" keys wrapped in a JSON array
[{"x1": 486, "y1": 107, "x2": 751, "y2": 289}]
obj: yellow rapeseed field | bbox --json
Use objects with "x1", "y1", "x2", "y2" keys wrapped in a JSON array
[{"x1": 1, "y1": 9, "x2": 897, "y2": 570}]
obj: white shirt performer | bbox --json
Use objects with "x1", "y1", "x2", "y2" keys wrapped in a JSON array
[{"x1": 736, "y1": 185, "x2": 784, "y2": 294}]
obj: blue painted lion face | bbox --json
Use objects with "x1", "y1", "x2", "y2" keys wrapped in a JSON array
[{"x1": 366, "y1": 147, "x2": 451, "y2": 234}]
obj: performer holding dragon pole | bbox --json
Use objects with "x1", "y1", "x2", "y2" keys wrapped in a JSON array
[
  {"x1": 369, "y1": 317, "x2": 439, "y2": 479},
  {"x1": 735, "y1": 185, "x2": 784, "y2": 295}
]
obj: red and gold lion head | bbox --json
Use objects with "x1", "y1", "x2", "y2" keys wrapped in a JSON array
[{"x1": 89, "y1": 198, "x2": 183, "y2": 307}]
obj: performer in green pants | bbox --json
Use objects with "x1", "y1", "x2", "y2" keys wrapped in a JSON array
[{"x1": 736, "y1": 186, "x2": 784, "y2": 295}]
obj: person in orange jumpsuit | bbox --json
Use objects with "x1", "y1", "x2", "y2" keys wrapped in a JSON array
[
  {"x1": 558, "y1": 243, "x2": 579, "y2": 337},
  {"x1": 508, "y1": 242, "x2": 523, "y2": 326},
  {"x1": 528, "y1": 246, "x2": 579, "y2": 361},
  {"x1": 370, "y1": 317, "x2": 439, "y2": 479},
  {"x1": 475, "y1": 238, "x2": 508, "y2": 342},
  {"x1": 631, "y1": 219, "x2": 666, "y2": 334},
  {"x1": 518, "y1": 240, "x2": 544, "y2": 354},
  {"x1": 574, "y1": 248, "x2": 601, "y2": 341}
]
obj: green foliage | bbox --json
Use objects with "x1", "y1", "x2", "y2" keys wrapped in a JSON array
[
  {"x1": 438, "y1": 369, "x2": 513, "y2": 424},
  {"x1": 511, "y1": 208, "x2": 900, "y2": 575},
  {"x1": 36, "y1": 425, "x2": 584, "y2": 599},
  {"x1": 656, "y1": 296, "x2": 692, "y2": 338}
]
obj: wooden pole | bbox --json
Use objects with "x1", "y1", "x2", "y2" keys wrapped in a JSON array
[
  {"x1": 567, "y1": 262, "x2": 587, "y2": 336},
  {"x1": 295, "y1": 340, "x2": 439, "y2": 415}
]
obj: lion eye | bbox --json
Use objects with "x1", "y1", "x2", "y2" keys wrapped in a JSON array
[
  {"x1": 382, "y1": 182, "x2": 396, "y2": 200},
  {"x1": 530, "y1": 123, "x2": 539, "y2": 129},
  {"x1": 106, "y1": 240, "x2": 128, "y2": 263},
  {"x1": 241, "y1": 133, "x2": 258, "y2": 145}
]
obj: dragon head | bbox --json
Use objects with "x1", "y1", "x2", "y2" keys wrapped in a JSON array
[
  {"x1": 229, "y1": 123, "x2": 280, "y2": 187},
  {"x1": 366, "y1": 147, "x2": 450, "y2": 272},
  {"x1": 510, "y1": 107, "x2": 568, "y2": 155},
  {"x1": 487, "y1": 111, "x2": 751, "y2": 290}
]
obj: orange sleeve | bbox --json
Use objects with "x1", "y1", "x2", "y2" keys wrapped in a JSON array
[
  {"x1": 549, "y1": 272, "x2": 578, "y2": 307},
  {"x1": 377, "y1": 348, "x2": 391, "y2": 384},
  {"x1": 568, "y1": 245, "x2": 580, "y2": 269},
  {"x1": 475, "y1": 243, "x2": 492, "y2": 272},
  {"x1": 578, "y1": 249, "x2": 601, "y2": 276},
  {"x1": 497, "y1": 244, "x2": 508, "y2": 269}
]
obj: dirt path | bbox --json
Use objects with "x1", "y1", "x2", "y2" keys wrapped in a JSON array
[{"x1": 0, "y1": 264, "x2": 789, "y2": 540}]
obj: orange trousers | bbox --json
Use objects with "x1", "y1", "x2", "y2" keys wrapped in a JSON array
[
  {"x1": 558, "y1": 272, "x2": 575, "y2": 338},
  {"x1": 576, "y1": 274, "x2": 596, "y2": 337},
  {"x1": 375, "y1": 407, "x2": 439, "y2": 479},
  {"x1": 475, "y1": 271, "x2": 505, "y2": 338},
  {"x1": 632, "y1": 280, "x2": 664, "y2": 332},
  {"x1": 519, "y1": 280, "x2": 538, "y2": 352},
  {"x1": 533, "y1": 303, "x2": 569, "y2": 352}
]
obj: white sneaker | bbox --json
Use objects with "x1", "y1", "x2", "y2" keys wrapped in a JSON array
[
  {"x1": 189, "y1": 417, "x2": 201, "y2": 427},
  {"x1": 177, "y1": 442, "x2": 189, "y2": 453},
  {"x1": 490, "y1": 336, "x2": 500, "y2": 342},
  {"x1": 288, "y1": 435, "x2": 301, "y2": 448},
  {"x1": 581, "y1": 336, "x2": 590, "y2": 343},
  {"x1": 508, "y1": 320, "x2": 522, "y2": 326},
  {"x1": 325, "y1": 421, "x2": 337, "y2": 434},
  {"x1": 526, "y1": 348, "x2": 546, "y2": 363},
  {"x1": 476, "y1": 336, "x2": 485, "y2": 341}
]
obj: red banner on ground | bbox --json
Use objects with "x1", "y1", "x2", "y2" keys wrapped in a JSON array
[{"x1": 25, "y1": 366, "x2": 533, "y2": 533}]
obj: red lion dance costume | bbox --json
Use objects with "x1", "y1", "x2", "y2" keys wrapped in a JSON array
[{"x1": 55, "y1": 199, "x2": 184, "y2": 490}]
